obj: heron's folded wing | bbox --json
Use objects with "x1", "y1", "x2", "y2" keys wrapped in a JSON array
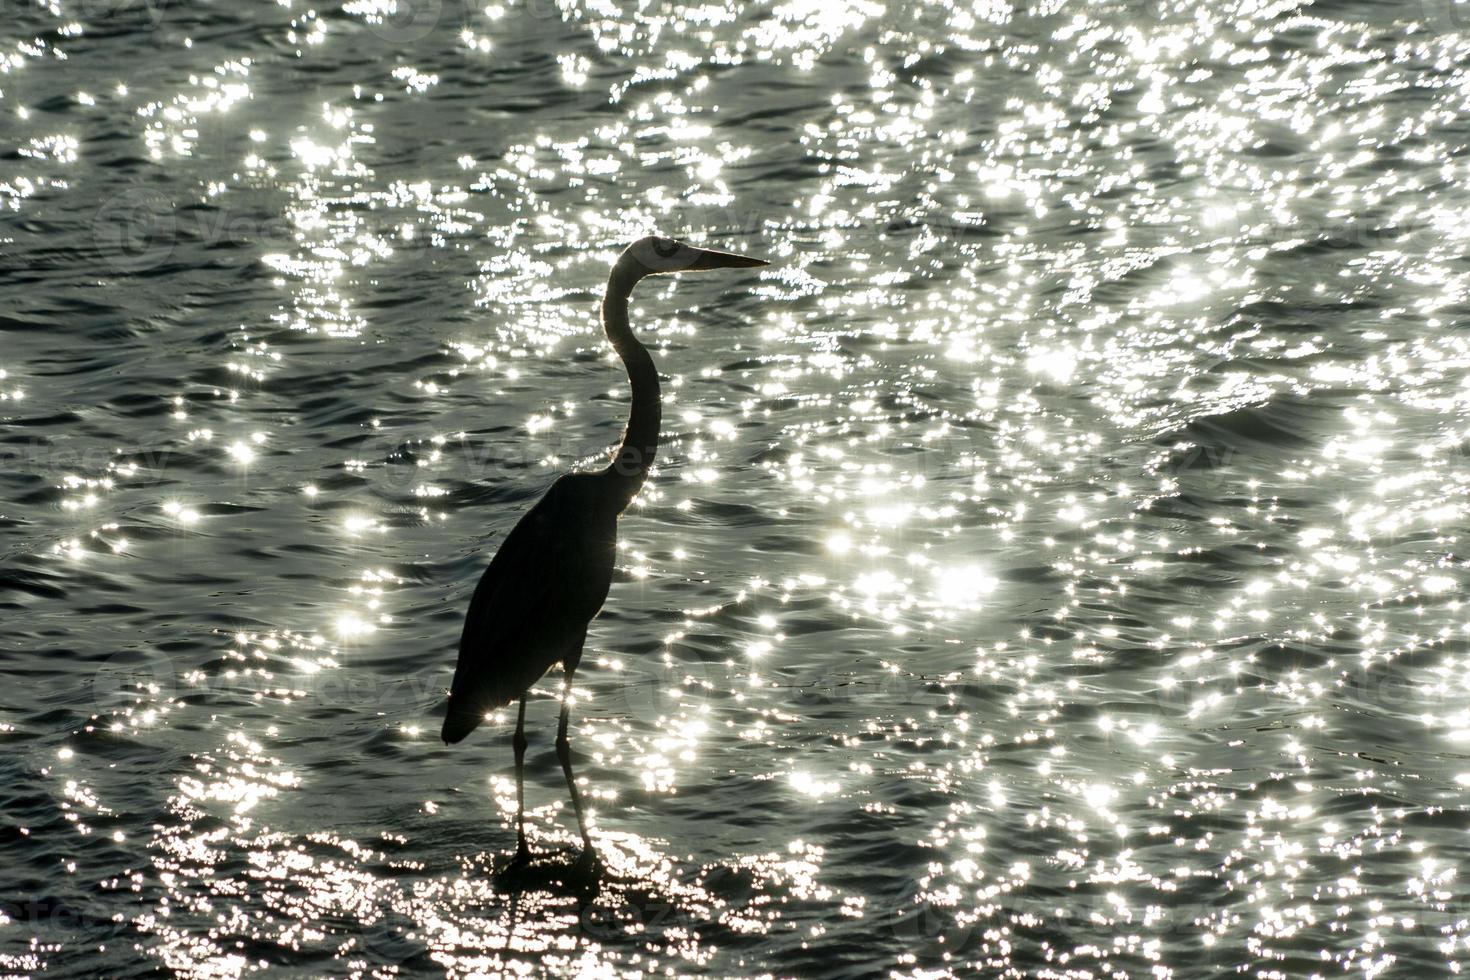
[{"x1": 441, "y1": 488, "x2": 567, "y2": 742}]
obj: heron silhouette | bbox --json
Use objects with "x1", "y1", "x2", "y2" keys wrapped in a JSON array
[{"x1": 442, "y1": 236, "x2": 768, "y2": 874}]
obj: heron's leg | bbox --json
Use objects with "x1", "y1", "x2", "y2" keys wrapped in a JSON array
[
  {"x1": 512, "y1": 696, "x2": 529, "y2": 862},
  {"x1": 555, "y1": 668, "x2": 597, "y2": 864}
]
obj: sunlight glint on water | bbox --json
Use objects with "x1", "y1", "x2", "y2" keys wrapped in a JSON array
[{"x1": 3, "y1": 0, "x2": 1470, "y2": 976}]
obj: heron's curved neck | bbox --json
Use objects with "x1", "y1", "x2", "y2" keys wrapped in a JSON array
[{"x1": 601, "y1": 265, "x2": 659, "y2": 509}]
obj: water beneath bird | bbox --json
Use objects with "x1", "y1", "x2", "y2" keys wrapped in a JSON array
[{"x1": 4, "y1": 0, "x2": 1470, "y2": 976}]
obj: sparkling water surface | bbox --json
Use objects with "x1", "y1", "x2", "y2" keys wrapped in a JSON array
[{"x1": 4, "y1": 0, "x2": 1470, "y2": 976}]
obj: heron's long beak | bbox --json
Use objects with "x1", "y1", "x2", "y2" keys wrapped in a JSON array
[{"x1": 687, "y1": 246, "x2": 769, "y2": 271}]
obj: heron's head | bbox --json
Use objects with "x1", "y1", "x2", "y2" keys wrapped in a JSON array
[{"x1": 619, "y1": 235, "x2": 768, "y2": 278}]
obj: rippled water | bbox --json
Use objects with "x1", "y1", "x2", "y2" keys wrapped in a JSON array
[{"x1": 5, "y1": 0, "x2": 1470, "y2": 976}]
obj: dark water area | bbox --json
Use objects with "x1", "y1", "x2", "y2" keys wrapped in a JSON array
[{"x1": 4, "y1": 0, "x2": 1470, "y2": 976}]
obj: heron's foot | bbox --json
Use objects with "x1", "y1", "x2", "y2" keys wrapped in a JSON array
[
  {"x1": 495, "y1": 841, "x2": 532, "y2": 875},
  {"x1": 572, "y1": 845, "x2": 601, "y2": 879}
]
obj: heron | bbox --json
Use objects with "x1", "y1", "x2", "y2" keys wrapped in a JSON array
[{"x1": 441, "y1": 235, "x2": 768, "y2": 873}]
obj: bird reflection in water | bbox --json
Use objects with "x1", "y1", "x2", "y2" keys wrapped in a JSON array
[
  {"x1": 425, "y1": 836, "x2": 780, "y2": 973},
  {"x1": 441, "y1": 237, "x2": 768, "y2": 881}
]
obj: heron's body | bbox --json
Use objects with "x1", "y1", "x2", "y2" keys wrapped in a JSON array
[
  {"x1": 441, "y1": 472, "x2": 616, "y2": 743},
  {"x1": 441, "y1": 236, "x2": 766, "y2": 872}
]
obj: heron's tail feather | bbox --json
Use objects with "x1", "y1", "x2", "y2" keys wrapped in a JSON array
[
  {"x1": 440, "y1": 700, "x2": 483, "y2": 744},
  {"x1": 440, "y1": 658, "x2": 547, "y2": 743}
]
